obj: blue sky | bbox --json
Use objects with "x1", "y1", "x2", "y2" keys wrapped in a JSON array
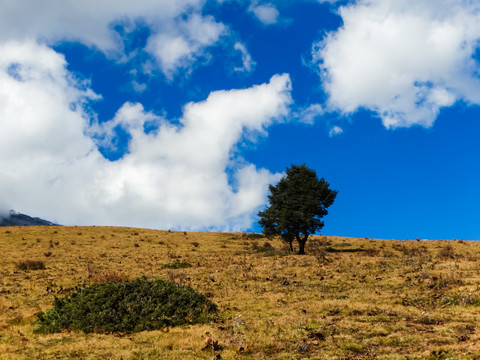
[{"x1": 0, "y1": 0, "x2": 479, "y2": 239}]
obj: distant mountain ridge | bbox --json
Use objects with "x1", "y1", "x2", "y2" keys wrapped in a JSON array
[{"x1": 0, "y1": 210, "x2": 57, "y2": 226}]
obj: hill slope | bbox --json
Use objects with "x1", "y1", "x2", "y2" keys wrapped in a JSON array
[{"x1": 0, "y1": 227, "x2": 479, "y2": 359}]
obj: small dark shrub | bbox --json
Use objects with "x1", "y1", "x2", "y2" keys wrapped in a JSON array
[
  {"x1": 428, "y1": 349, "x2": 453, "y2": 360},
  {"x1": 191, "y1": 242, "x2": 200, "y2": 248},
  {"x1": 428, "y1": 274, "x2": 463, "y2": 290},
  {"x1": 252, "y1": 242, "x2": 287, "y2": 257},
  {"x1": 17, "y1": 260, "x2": 45, "y2": 271},
  {"x1": 438, "y1": 244, "x2": 455, "y2": 259},
  {"x1": 162, "y1": 261, "x2": 192, "y2": 269},
  {"x1": 440, "y1": 293, "x2": 480, "y2": 306},
  {"x1": 34, "y1": 277, "x2": 217, "y2": 334},
  {"x1": 399, "y1": 245, "x2": 428, "y2": 257},
  {"x1": 44, "y1": 251, "x2": 53, "y2": 257},
  {"x1": 134, "y1": 243, "x2": 140, "y2": 248},
  {"x1": 243, "y1": 233, "x2": 264, "y2": 240},
  {"x1": 363, "y1": 248, "x2": 380, "y2": 257},
  {"x1": 382, "y1": 250, "x2": 395, "y2": 257}
]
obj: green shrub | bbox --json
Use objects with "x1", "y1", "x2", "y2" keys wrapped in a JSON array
[
  {"x1": 34, "y1": 277, "x2": 217, "y2": 334},
  {"x1": 162, "y1": 261, "x2": 192, "y2": 269}
]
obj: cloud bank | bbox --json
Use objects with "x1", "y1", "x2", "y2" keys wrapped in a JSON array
[
  {"x1": 0, "y1": 41, "x2": 292, "y2": 230},
  {"x1": 0, "y1": 0, "x2": 233, "y2": 79},
  {"x1": 314, "y1": 0, "x2": 480, "y2": 128}
]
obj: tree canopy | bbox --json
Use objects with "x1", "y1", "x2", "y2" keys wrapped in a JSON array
[{"x1": 258, "y1": 164, "x2": 337, "y2": 255}]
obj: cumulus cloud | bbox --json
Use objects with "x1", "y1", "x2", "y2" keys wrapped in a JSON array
[
  {"x1": 0, "y1": 41, "x2": 292, "y2": 229},
  {"x1": 0, "y1": 0, "x2": 230, "y2": 78},
  {"x1": 0, "y1": 0, "x2": 202, "y2": 51},
  {"x1": 249, "y1": 2, "x2": 280, "y2": 25},
  {"x1": 329, "y1": 126, "x2": 343, "y2": 137},
  {"x1": 146, "y1": 14, "x2": 226, "y2": 79},
  {"x1": 234, "y1": 42, "x2": 256, "y2": 72},
  {"x1": 297, "y1": 103, "x2": 324, "y2": 124},
  {"x1": 313, "y1": 0, "x2": 480, "y2": 128}
]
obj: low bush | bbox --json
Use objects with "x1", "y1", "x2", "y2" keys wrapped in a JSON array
[
  {"x1": 243, "y1": 233, "x2": 265, "y2": 240},
  {"x1": 252, "y1": 242, "x2": 287, "y2": 257},
  {"x1": 17, "y1": 260, "x2": 45, "y2": 271},
  {"x1": 162, "y1": 261, "x2": 192, "y2": 269},
  {"x1": 34, "y1": 277, "x2": 217, "y2": 333},
  {"x1": 438, "y1": 244, "x2": 455, "y2": 259}
]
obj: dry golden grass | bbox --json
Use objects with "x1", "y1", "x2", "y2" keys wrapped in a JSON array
[{"x1": 1, "y1": 226, "x2": 480, "y2": 359}]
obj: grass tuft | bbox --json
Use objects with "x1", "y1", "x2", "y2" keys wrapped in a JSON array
[
  {"x1": 162, "y1": 261, "x2": 193, "y2": 269},
  {"x1": 17, "y1": 260, "x2": 45, "y2": 270}
]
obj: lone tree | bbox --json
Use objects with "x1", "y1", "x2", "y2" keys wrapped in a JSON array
[{"x1": 258, "y1": 164, "x2": 337, "y2": 255}]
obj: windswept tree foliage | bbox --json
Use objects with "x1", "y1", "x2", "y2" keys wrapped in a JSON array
[{"x1": 258, "y1": 164, "x2": 337, "y2": 255}]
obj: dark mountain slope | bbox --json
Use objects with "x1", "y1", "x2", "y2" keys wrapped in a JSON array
[{"x1": 0, "y1": 210, "x2": 57, "y2": 226}]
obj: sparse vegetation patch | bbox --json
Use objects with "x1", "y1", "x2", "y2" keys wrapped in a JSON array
[
  {"x1": 162, "y1": 261, "x2": 193, "y2": 269},
  {"x1": 16, "y1": 259, "x2": 45, "y2": 270}
]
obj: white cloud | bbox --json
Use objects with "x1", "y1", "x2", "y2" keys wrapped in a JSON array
[
  {"x1": 249, "y1": 2, "x2": 280, "y2": 25},
  {"x1": 234, "y1": 42, "x2": 256, "y2": 72},
  {"x1": 297, "y1": 103, "x2": 324, "y2": 124},
  {"x1": 313, "y1": 0, "x2": 480, "y2": 128},
  {"x1": 0, "y1": 0, "x2": 230, "y2": 79},
  {"x1": 329, "y1": 125, "x2": 343, "y2": 137},
  {"x1": 0, "y1": 40, "x2": 292, "y2": 230},
  {"x1": 146, "y1": 14, "x2": 226, "y2": 79},
  {"x1": 132, "y1": 80, "x2": 147, "y2": 93},
  {"x1": 0, "y1": 1, "x2": 203, "y2": 51}
]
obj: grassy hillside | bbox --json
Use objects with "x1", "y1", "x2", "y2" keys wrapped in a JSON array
[{"x1": 1, "y1": 226, "x2": 480, "y2": 359}]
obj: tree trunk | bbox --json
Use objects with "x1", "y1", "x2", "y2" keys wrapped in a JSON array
[
  {"x1": 289, "y1": 239, "x2": 293, "y2": 252},
  {"x1": 297, "y1": 234, "x2": 308, "y2": 255}
]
